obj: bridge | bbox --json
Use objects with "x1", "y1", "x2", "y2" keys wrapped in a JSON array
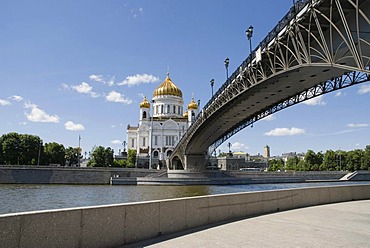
[{"x1": 170, "y1": 0, "x2": 370, "y2": 170}]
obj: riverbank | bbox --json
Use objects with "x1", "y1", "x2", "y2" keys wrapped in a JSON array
[
  {"x1": 111, "y1": 170, "x2": 348, "y2": 185},
  {"x1": 1, "y1": 165, "x2": 365, "y2": 185},
  {"x1": 0, "y1": 165, "x2": 159, "y2": 184},
  {"x1": 2, "y1": 184, "x2": 370, "y2": 248}
]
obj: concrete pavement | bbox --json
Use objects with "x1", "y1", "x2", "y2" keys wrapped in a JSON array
[{"x1": 123, "y1": 200, "x2": 370, "y2": 247}]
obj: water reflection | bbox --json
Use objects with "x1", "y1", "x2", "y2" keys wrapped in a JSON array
[{"x1": 0, "y1": 181, "x2": 369, "y2": 215}]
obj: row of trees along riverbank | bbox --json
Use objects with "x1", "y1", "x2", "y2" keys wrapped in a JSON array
[
  {"x1": 0, "y1": 132, "x2": 136, "y2": 167},
  {"x1": 268, "y1": 146, "x2": 370, "y2": 172},
  {"x1": 1, "y1": 132, "x2": 369, "y2": 171}
]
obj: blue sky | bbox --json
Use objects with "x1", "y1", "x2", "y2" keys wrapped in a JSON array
[{"x1": 1, "y1": 0, "x2": 369, "y2": 157}]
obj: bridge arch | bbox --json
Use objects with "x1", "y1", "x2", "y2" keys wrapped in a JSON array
[
  {"x1": 171, "y1": 155, "x2": 184, "y2": 170},
  {"x1": 169, "y1": 0, "x2": 370, "y2": 170}
]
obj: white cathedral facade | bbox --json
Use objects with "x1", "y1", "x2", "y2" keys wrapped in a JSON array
[{"x1": 126, "y1": 73, "x2": 198, "y2": 168}]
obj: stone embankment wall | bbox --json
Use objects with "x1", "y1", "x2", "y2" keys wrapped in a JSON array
[
  {"x1": 0, "y1": 166, "x2": 158, "y2": 184},
  {"x1": 227, "y1": 171, "x2": 347, "y2": 181},
  {"x1": 1, "y1": 184, "x2": 370, "y2": 248}
]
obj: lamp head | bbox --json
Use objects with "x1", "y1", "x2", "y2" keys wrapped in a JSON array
[
  {"x1": 246, "y1": 25, "x2": 253, "y2": 40},
  {"x1": 224, "y1": 57, "x2": 229, "y2": 67}
]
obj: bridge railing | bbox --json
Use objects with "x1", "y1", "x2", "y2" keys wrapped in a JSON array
[
  {"x1": 174, "y1": 0, "x2": 316, "y2": 155},
  {"x1": 202, "y1": 0, "x2": 314, "y2": 113}
]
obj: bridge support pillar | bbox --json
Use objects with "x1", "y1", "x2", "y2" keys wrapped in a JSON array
[{"x1": 184, "y1": 154, "x2": 207, "y2": 171}]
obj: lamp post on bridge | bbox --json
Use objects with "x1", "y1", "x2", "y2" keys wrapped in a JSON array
[
  {"x1": 224, "y1": 57, "x2": 229, "y2": 79},
  {"x1": 245, "y1": 25, "x2": 253, "y2": 59},
  {"x1": 246, "y1": 25, "x2": 254, "y2": 128},
  {"x1": 227, "y1": 142, "x2": 233, "y2": 157},
  {"x1": 210, "y1": 79, "x2": 214, "y2": 97}
]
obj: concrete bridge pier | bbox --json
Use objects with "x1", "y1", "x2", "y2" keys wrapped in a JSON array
[{"x1": 184, "y1": 154, "x2": 207, "y2": 171}]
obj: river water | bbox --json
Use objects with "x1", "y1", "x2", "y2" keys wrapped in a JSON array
[{"x1": 1, "y1": 182, "x2": 369, "y2": 215}]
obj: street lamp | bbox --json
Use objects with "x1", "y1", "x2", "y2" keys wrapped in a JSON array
[
  {"x1": 78, "y1": 135, "x2": 81, "y2": 167},
  {"x1": 37, "y1": 141, "x2": 42, "y2": 166},
  {"x1": 149, "y1": 100, "x2": 155, "y2": 169},
  {"x1": 210, "y1": 79, "x2": 214, "y2": 97},
  {"x1": 224, "y1": 57, "x2": 229, "y2": 79},
  {"x1": 245, "y1": 25, "x2": 253, "y2": 57}
]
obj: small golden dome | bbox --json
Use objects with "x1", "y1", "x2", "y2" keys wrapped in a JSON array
[
  {"x1": 153, "y1": 73, "x2": 183, "y2": 98},
  {"x1": 140, "y1": 96, "x2": 150, "y2": 108},
  {"x1": 183, "y1": 110, "x2": 188, "y2": 118},
  {"x1": 188, "y1": 98, "x2": 198, "y2": 110}
]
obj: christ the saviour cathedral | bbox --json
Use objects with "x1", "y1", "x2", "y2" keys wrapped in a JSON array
[{"x1": 126, "y1": 73, "x2": 198, "y2": 169}]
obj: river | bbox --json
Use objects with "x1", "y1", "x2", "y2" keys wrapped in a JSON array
[{"x1": 1, "y1": 181, "x2": 369, "y2": 215}]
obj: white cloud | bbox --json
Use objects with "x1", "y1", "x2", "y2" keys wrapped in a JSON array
[
  {"x1": 71, "y1": 82, "x2": 99, "y2": 98},
  {"x1": 111, "y1": 140, "x2": 122, "y2": 145},
  {"x1": 232, "y1": 142, "x2": 249, "y2": 151},
  {"x1": 19, "y1": 122, "x2": 27, "y2": 126},
  {"x1": 10, "y1": 95, "x2": 23, "y2": 101},
  {"x1": 335, "y1": 91, "x2": 344, "y2": 97},
  {"x1": 347, "y1": 123, "x2": 369, "y2": 128},
  {"x1": 24, "y1": 102, "x2": 60, "y2": 123},
  {"x1": 61, "y1": 83, "x2": 70, "y2": 90},
  {"x1": 89, "y1": 74, "x2": 115, "y2": 86},
  {"x1": 65, "y1": 121, "x2": 85, "y2": 131},
  {"x1": 106, "y1": 91, "x2": 132, "y2": 104},
  {"x1": 358, "y1": 84, "x2": 370, "y2": 94},
  {"x1": 264, "y1": 127, "x2": 305, "y2": 136},
  {"x1": 0, "y1": 99, "x2": 11, "y2": 106},
  {"x1": 106, "y1": 77, "x2": 115, "y2": 86},
  {"x1": 303, "y1": 95, "x2": 326, "y2": 106},
  {"x1": 262, "y1": 114, "x2": 276, "y2": 121},
  {"x1": 89, "y1": 74, "x2": 103, "y2": 82},
  {"x1": 118, "y1": 74, "x2": 159, "y2": 86}
]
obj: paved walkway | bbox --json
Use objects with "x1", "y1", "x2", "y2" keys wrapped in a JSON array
[{"x1": 124, "y1": 200, "x2": 370, "y2": 248}]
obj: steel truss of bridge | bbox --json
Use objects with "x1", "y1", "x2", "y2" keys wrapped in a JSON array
[{"x1": 170, "y1": 0, "x2": 370, "y2": 170}]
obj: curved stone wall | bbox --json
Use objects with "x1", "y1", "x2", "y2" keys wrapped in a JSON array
[{"x1": 1, "y1": 184, "x2": 370, "y2": 247}]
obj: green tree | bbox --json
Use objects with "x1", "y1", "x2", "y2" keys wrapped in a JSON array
[
  {"x1": 296, "y1": 160, "x2": 307, "y2": 171},
  {"x1": 127, "y1": 149, "x2": 137, "y2": 168},
  {"x1": 113, "y1": 159, "x2": 127, "y2": 167},
  {"x1": 0, "y1": 133, "x2": 42, "y2": 165},
  {"x1": 304, "y1": 150, "x2": 323, "y2": 171},
  {"x1": 322, "y1": 150, "x2": 337, "y2": 171},
  {"x1": 0, "y1": 132, "x2": 22, "y2": 165},
  {"x1": 285, "y1": 156, "x2": 299, "y2": 171},
  {"x1": 19, "y1": 134, "x2": 43, "y2": 165},
  {"x1": 345, "y1": 149, "x2": 362, "y2": 171},
  {"x1": 218, "y1": 152, "x2": 228, "y2": 157},
  {"x1": 88, "y1": 146, "x2": 114, "y2": 167},
  {"x1": 361, "y1": 145, "x2": 370, "y2": 170},
  {"x1": 65, "y1": 147, "x2": 81, "y2": 166},
  {"x1": 44, "y1": 142, "x2": 66, "y2": 166},
  {"x1": 268, "y1": 158, "x2": 284, "y2": 171}
]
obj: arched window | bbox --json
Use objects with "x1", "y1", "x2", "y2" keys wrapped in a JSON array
[
  {"x1": 161, "y1": 105, "x2": 164, "y2": 114},
  {"x1": 153, "y1": 151, "x2": 159, "y2": 158},
  {"x1": 173, "y1": 105, "x2": 176, "y2": 113},
  {"x1": 167, "y1": 150, "x2": 172, "y2": 157},
  {"x1": 167, "y1": 105, "x2": 170, "y2": 113},
  {"x1": 142, "y1": 111, "x2": 147, "y2": 119}
]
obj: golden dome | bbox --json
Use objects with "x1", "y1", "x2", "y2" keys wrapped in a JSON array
[
  {"x1": 183, "y1": 110, "x2": 188, "y2": 118},
  {"x1": 140, "y1": 96, "x2": 150, "y2": 108},
  {"x1": 153, "y1": 73, "x2": 182, "y2": 98},
  {"x1": 188, "y1": 98, "x2": 198, "y2": 110}
]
